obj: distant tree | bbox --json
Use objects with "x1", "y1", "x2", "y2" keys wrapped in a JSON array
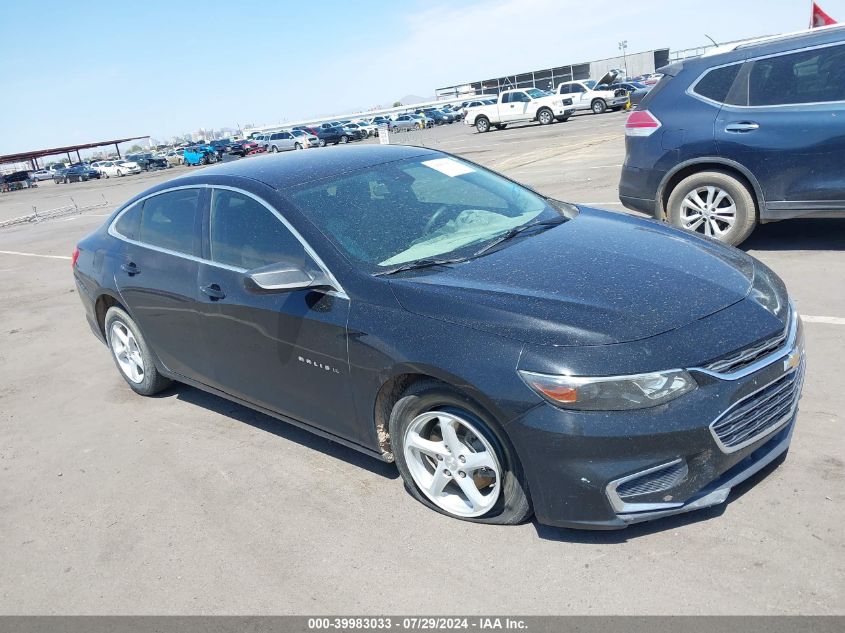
[
  {"x1": 392, "y1": 101, "x2": 403, "y2": 107},
  {"x1": 126, "y1": 144, "x2": 144, "y2": 153}
]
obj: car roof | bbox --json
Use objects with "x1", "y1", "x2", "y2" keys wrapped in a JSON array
[{"x1": 169, "y1": 144, "x2": 440, "y2": 191}]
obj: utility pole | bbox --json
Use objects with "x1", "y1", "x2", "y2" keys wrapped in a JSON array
[{"x1": 618, "y1": 40, "x2": 629, "y2": 79}]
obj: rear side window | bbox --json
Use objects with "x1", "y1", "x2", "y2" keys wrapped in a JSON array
[
  {"x1": 210, "y1": 189, "x2": 306, "y2": 270},
  {"x1": 138, "y1": 189, "x2": 201, "y2": 255},
  {"x1": 692, "y1": 63, "x2": 741, "y2": 103},
  {"x1": 114, "y1": 202, "x2": 141, "y2": 240},
  {"x1": 748, "y1": 44, "x2": 845, "y2": 106}
]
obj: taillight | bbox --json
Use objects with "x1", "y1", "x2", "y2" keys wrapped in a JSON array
[
  {"x1": 625, "y1": 109, "x2": 662, "y2": 137},
  {"x1": 71, "y1": 246, "x2": 80, "y2": 268}
]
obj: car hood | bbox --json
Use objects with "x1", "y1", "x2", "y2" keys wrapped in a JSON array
[
  {"x1": 595, "y1": 69, "x2": 620, "y2": 86},
  {"x1": 388, "y1": 207, "x2": 756, "y2": 347}
]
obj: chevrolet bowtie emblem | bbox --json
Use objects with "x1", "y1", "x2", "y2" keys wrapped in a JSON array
[{"x1": 784, "y1": 349, "x2": 801, "y2": 372}]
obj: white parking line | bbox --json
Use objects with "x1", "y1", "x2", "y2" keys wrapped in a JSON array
[
  {"x1": 0, "y1": 250, "x2": 71, "y2": 260},
  {"x1": 803, "y1": 315, "x2": 845, "y2": 325}
]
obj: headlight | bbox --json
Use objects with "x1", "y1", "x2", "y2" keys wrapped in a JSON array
[{"x1": 518, "y1": 369, "x2": 697, "y2": 411}]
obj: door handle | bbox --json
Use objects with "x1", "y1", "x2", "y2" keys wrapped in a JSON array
[
  {"x1": 121, "y1": 262, "x2": 140, "y2": 275},
  {"x1": 200, "y1": 283, "x2": 226, "y2": 300},
  {"x1": 724, "y1": 122, "x2": 760, "y2": 133}
]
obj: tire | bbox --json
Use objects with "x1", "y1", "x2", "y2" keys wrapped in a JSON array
[
  {"x1": 116, "y1": 170, "x2": 123, "y2": 177},
  {"x1": 475, "y1": 116, "x2": 490, "y2": 133},
  {"x1": 591, "y1": 99, "x2": 607, "y2": 114},
  {"x1": 294, "y1": 142, "x2": 302, "y2": 150},
  {"x1": 201, "y1": 156, "x2": 208, "y2": 165},
  {"x1": 340, "y1": 135, "x2": 349, "y2": 144},
  {"x1": 666, "y1": 170, "x2": 757, "y2": 246},
  {"x1": 537, "y1": 108, "x2": 554, "y2": 125},
  {"x1": 389, "y1": 381, "x2": 532, "y2": 525},
  {"x1": 104, "y1": 306, "x2": 172, "y2": 396},
  {"x1": 270, "y1": 145, "x2": 278, "y2": 153},
  {"x1": 319, "y1": 139, "x2": 326, "y2": 147}
]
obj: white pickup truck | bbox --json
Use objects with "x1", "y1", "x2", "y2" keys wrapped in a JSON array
[
  {"x1": 463, "y1": 88, "x2": 574, "y2": 133},
  {"x1": 556, "y1": 70, "x2": 629, "y2": 115}
]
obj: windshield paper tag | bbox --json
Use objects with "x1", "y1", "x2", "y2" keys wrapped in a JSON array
[{"x1": 421, "y1": 158, "x2": 475, "y2": 177}]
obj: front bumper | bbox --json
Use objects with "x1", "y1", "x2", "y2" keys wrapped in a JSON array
[
  {"x1": 609, "y1": 96, "x2": 629, "y2": 108},
  {"x1": 508, "y1": 314, "x2": 805, "y2": 529}
]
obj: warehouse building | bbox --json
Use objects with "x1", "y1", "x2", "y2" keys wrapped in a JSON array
[{"x1": 435, "y1": 48, "x2": 671, "y2": 98}]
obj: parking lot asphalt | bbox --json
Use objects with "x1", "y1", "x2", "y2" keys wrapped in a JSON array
[{"x1": 1, "y1": 113, "x2": 843, "y2": 615}]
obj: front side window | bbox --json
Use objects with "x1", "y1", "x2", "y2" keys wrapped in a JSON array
[
  {"x1": 210, "y1": 189, "x2": 306, "y2": 270},
  {"x1": 289, "y1": 155, "x2": 564, "y2": 270},
  {"x1": 138, "y1": 189, "x2": 201, "y2": 256},
  {"x1": 693, "y1": 63, "x2": 742, "y2": 103},
  {"x1": 748, "y1": 44, "x2": 845, "y2": 106}
]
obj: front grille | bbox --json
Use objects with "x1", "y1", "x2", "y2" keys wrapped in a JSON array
[
  {"x1": 705, "y1": 326, "x2": 788, "y2": 374},
  {"x1": 711, "y1": 364, "x2": 803, "y2": 452},
  {"x1": 616, "y1": 460, "x2": 689, "y2": 499}
]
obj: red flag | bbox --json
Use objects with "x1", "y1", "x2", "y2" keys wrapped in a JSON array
[{"x1": 810, "y1": 2, "x2": 836, "y2": 27}]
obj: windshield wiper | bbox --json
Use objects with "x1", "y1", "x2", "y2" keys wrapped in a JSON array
[
  {"x1": 470, "y1": 216, "x2": 566, "y2": 259},
  {"x1": 372, "y1": 256, "x2": 469, "y2": 277}
]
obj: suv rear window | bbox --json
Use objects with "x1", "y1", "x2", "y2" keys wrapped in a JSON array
[{"x1": 692, "y1": 63, "x2": 741, "y2": 103}]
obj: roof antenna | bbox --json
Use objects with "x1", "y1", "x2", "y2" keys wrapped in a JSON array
[{"x1": 704, "y1": 34, "x2": 719, "y2": 46}]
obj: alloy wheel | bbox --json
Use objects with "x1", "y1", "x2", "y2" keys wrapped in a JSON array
[
  {"x1": 109, "y1": 321, "x2": 145, "y2": 384},
  {"x1": 679, "y1": 185, "x2": 737, "y2": 239},
  {"x1": 403, "y1": 411, "x2": 502, "y2": 518}
]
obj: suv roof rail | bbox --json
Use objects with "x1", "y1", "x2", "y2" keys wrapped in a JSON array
[{"x1": 706, "y1": 23, "x2": 845, "y2": 55}]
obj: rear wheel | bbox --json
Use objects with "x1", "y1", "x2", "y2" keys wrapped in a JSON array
[
  {"x1": 667, "y1": 170, "x2": 757, "y2": 246},
  {"x1": 318, "y1": 139, "x2": 326, "y2": 147},
  {"x1": 475, "y1": 117, "x2": 490, "y2": 133},
  {"x1": 270, "y1": 145, "x2": 278, "y2": 153},
  {"x1": 294, "y1": 142, "x2": 302, "y2": 150},
  {"x1": 104, "y1": 306, "x2": 172, "y2": 396},
  {"x1": 116, "y1": 170, "x2": 123, "y2": 177},
  {"x1": 389, "y1": 382, "x2": 532, "y2": 525},
  {"x1": 340, "y1": 135, "x2": 349, "y2": 144}
]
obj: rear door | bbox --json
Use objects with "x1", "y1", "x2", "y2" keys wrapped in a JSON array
[
  {"x1": 194, "y1": 187, "x2": 359, "y2": 441},
  {"x1": 716, "y1": 42, "x2": 845, "y2": 215},
  {"x1": 113, "y1": 187, "x2": 208, "y2": 381}
]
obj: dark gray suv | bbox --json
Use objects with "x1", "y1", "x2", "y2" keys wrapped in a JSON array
[{"x1": 619, "y1": 24, "x2": 845, "y2": 245}]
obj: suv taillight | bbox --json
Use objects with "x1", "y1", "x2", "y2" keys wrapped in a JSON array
[
  {"x1": 625, "y1": 110, "x2": 662, "y2": 137},
  {"x1": 71, "y1": 246, "x2": 80, "y2": 268}
]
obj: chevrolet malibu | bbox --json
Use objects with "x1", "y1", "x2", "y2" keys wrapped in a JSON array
[{"x1": 72, "y1": 146, "x2": 805, "y2": 529}]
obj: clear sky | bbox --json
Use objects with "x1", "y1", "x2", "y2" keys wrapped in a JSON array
[{"x1": 1, "y1": 0, "x2": 842, "y2": 154}]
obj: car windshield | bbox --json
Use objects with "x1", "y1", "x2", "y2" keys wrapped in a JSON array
[
  {"x1": 288, "y1": 155, "x2": 566, "y2": 271},
  {"x1": 584, "y1": 80, "x2": 597, "y2": 89},
  {"x1": 525, "y1": 88, "x2": 546, "y2": 98}
]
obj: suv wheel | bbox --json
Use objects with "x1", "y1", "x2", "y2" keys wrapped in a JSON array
[
  {"x1": 389, "y1": 382, "x2": 532, "y2": 525},
  {"x1": 667, "y1": 170, "x2": 757, "y2": 246},
  {"x1": 591, "y1": 99, "x2": 607, "y2": 114},
  {"x1": 537, "y1": 108, "x2": 554, "y2": 125}
]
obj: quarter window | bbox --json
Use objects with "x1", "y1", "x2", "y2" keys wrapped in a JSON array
[
  {"x1": 210, "y1": 189, "x2": 306, "y2": 270},
  {"x1": 138, "y1": 189, "x2": 201, "y2": 255},
  {"x1": 693, "y1": 63, "x2": 742, "y2": 103},
  {"x1": 748, "y1": 44, "x2": 845, "y2": 106}
]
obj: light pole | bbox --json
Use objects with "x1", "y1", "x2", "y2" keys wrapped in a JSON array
[{"x1": 618, "y1": 40, "x2": 629, "y2": 79}]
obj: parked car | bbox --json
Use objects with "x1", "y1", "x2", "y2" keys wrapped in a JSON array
[
  {"x1": 388, "y1": 114, "x2": 419, "y2": 132},
  {"x1": 264, "y1": 131, "x2": 299, "y2": 153},
  {"x1": 227, "y1": 141, "x2": 247, "y2": 157},
  {"x1": 126, "y1": 153, "x2": 168, "y2": 171},
  {"x1": 606, "y1": 81, "x2": 648, "y2": 93},
  {"x1": 628, "y1": 88, "x2": 649, "y2": 109},
  {"x1": 460, "y1": 99, "x2": 497, "y2": 117},
  {"x1": 316, "y1": 126, "x2": 352, "y2": 146},
  {"x1": 370, "y1": 116, "x2": 391, "y2": 127},
  {"x1": 464, "y1": 88, "x2": 574, "y2": 132},
  {"x1": 353, "y1": 121, "x2": 378, "y2": 137},
  {"x1": 30, "y1": 169, "x2": 55, "y2": 181},
  {"x1": 406, "y1": 113, "x2": 431, "y2": 129},
  {"x1": 556, "y1": 71, "x2": 630, "y2": 114},
  {"x1": 341, "y1": 124, "x2": 367, "y2": 141},
  {"x1": 97, "y1": 160, "x2": 141, "y2": 177},
  {"x1": 619, "y1": 24, "x2": 845, "y2": 245},
  {"x1": 417, "y1": 108, "x2": 449, "y2": 125},
  {"x1": 183, "y1": 146, "x2": 219, "y2": 166},
  {"x1": 163, "y1": 150, "x2": 185, "y2": 166},
  {"x1": 73, "y1": 144, "x2": 805, "y2": 529},
  {"x1": 243, "y1": 141, "x2": 265, "y2": 156},
  {"x1": 53, "y1": 166, "x2": 90, "y2": 183}
]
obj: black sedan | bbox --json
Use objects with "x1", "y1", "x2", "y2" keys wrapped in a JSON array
[
  {"x1": 315, "y1": 126, "x2": 351, "y2": 146},
  {"x1": 72, "y1": 146, "x2": 804, "y2": 529},
  {"x1": 126, "y1": 153, "x2": 168, "y2": 171},
  {"x1": 54, "y1": 166, "x2": 96, "y2": 183}
]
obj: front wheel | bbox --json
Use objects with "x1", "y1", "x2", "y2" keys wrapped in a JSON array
[
  {"x1": 666, "y1": 170, "x2": 757, "y2": 246},
  {"x1": 318, "y1": 139, "x2": 326, "y2": 147},
  {"x1": 116, "y1": 170, "x2": 123, "y2": 177},
  {"x1": 294, "y1": 142, "x2": 302, "y2": 150},
  {"x1": 537, "y1": 108, "x2": 554, "y2": 125},
  {"x1": 389, "y1": 382, "x2": 532, "y2": 525},
  {"x1": 475, "y1": 117, "x2": 490, "y2": 133},
  {"x1": 591, "y1": 99, "x2": 607, "y2": 114},
  {"x1": 104, "y1": 306, "x2": 172, "y2": 396},
  {"x1": 340, "y1": 135, "x2": 349, "y2": 144},
  {"x1": 270, "y1": 145, "x2": 278, "y2": 153}
]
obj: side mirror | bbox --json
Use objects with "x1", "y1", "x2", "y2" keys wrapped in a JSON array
[{"x1": 245, "y1": 260, "x2": 333, "y2": 293}]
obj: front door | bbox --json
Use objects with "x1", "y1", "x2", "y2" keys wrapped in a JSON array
[
  {"x1": 716, "y1": 42, "x2": 845, "y2": 215},
  {"x1": 502, "y1": 91, "x2": 530, "y2": 122},
  {"x1": 195, "y1": 187, "x2": 360, "y2": 443},
  {"x1": 113, "y1": 187, "x2": 207, "y2": 381}
]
